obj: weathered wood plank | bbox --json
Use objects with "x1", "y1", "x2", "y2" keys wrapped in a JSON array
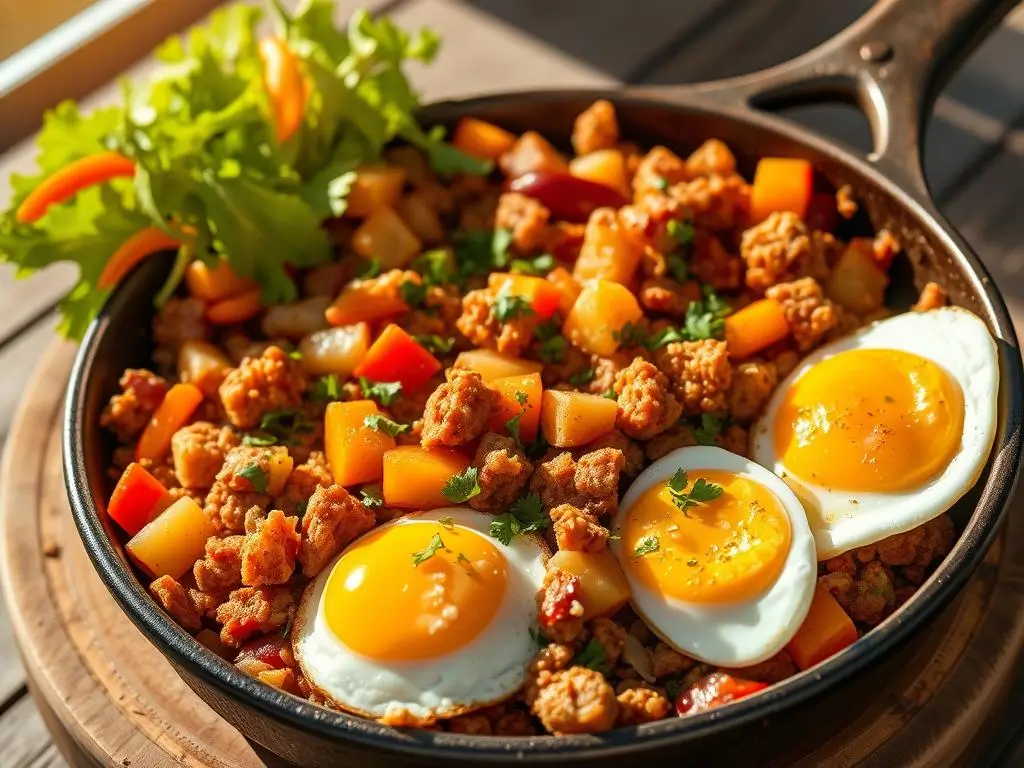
[
  {"x1": 0, "y1": 316, "x2": 60, "y2": 445},
  {"x1": 0, "y1": 693, "x2": 58, "y2": 768},
  {"x1": 0, "y1": 592, "x2": 26, "y2": 705}
]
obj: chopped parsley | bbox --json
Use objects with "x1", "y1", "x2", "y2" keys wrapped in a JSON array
[
  {"x1": 505, "y1": 390, "x2": 529, "y2": 447},
  {"x1": 281, "y1": 614, "x2": 294, "y2": 639},
  {"x1": 309, "y1": 374, "x2": 342, "y2": 403},
  {"x1": 490, "y1": 493, "x2": 547, "y2": 545},
  {"x1": 667, "y1": 468, "x2": 724, "y2": 516},
  {"x1": 363, "y1": 413, "x2": 410, "y2": 437},
  {"x1": 694, "y1": 412, "x2": 725, "y2": 446},
  {"x1": 529, "y1": 626, "x2": 548, "y2": 648},
  {"x1": 614, "y1": 321, "x2": 649, "y2": 348},
  {"x1": 456, "y1": 552, "x2": 475, "y2": 572},
  {"x1": 603, "y1": 387, "x2": 617, "y2": 400},
  {"x1": 572, "y1": 638, "x2": 611, "y2": 674},
  {"x1": 454, "y1": 228, "x2": 513, "y2": 279},
  {"x1": 667, "y1": 218, "x2": 694, "y2": 248},
  {"x1": 399, "y1": 279, "x2": 428, "y2": 308},
  {"x1": 413, "y1": 335, "x2": 456, "y2": 355},
  {"x1": 412, "y1": 248, "x2": 456, "y2": 286},
  {"x1": 493, "y1": 291, "x2": 535, "y2": 322},
  {"x1": 358, "y1": 256, "x2": 382, "y2": 279},
  {"x1": 568, "y1": 368, "x2": 596, "y2": 387},
  {"x1": 359, "y1": 486, "x2": 383, "y2": 508},
  {"x1": 439, "y1": 515, "x2": 456, "y2": 530},
  {"x1": 237, "y1": 462, "x2": 268, "y2": 494},
  {"x1": 286, "y1": 346, "x2": 303, "y2": 361},
  {"x1": 535, "y1": 322, "x2": 567, "y2": 363},
  {"x1": 633, "y1": 535, "x2": 660, "y2": 557},
  {"x1": 359, "y1": 376, "x2": 403, "y2": 406},
  {"x1": 441, "y1": 467, "x2": 481, "y2": 503},
  {"x1": 295, "y1": 498, "x2": 309, "y2": 520},
  {"x1": 242, "y1": 408, "x2": 313, "y2": 447},
  {"x1": 412, "y1": 533, "x2": 446, "y2": 566},
  {"x1": 524, "y1": 431, "x2": 549, "y2": 461},
  {"x1": 510, "y1": 253, "x2": 555, "y2": 276},
  {"x1": 666, "y1": 253, "x2": 689, "y2": 283},
  {"x1": 645, "y1": 326, "x2": 685, "y2": 350},
  {"x1": 683, "y1": 286, "x2": 730, "y2": 341}
]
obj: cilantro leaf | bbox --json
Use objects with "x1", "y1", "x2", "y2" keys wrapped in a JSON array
[
  {"x1": 645, "y1": 326, "x2": 685, "y2": 350},
  {"x1": 439, "y1": 515, "x2": 455, "y2": 530},
  {"x1": 411, "y1": 533, "x2": 446, "y2": 566},
  {"x1": 413, "y1": 334, "x2": 455, "y2": 355},
  {"x1": 504, "y1": 390, "x2": 528, "y2": 447},
  {"x1": 238, "y1": 462, "x2": 268, "y2": 494},
  {"x1": 667, "y1": 467, "x2": 724, "y2": 515},
  {"x1": 412, "y1": 248, "x2": 456, "y2": 286},
  {"x1": 614, "y1": 322, "x2": 649, "y2": 348},
  {"x1": 359, "y1": 376, "x2": 403, "y2": 406},
  {"x1": 358, "y1": 256, "x2": 382, "y2": 279},
  {"x1": 489, "y1": 493, "x2": 547, "y2": 545},
  {"x1": 694, "y1": 412, "x2": 724, "y2": 446},
  {"x1": 359, "y1": 486, "x2": 383, "y2": 508},
  {"x1": 572, "y1": 638, "x2": 611, "y2": 675},
  {"x1": 453, "y1": 229, "x2": 512, "y2": 278},
  {"x1": 309, "y1": 374, "x2": 342, "y2": 403},
  {"x1": 399, "y1": 279, "x2": 427, "y2": 308},
  {"x1": 667, "y1": 219, "x2": 694, "y2": 248},
  {"x1": 363, "y1": 413, "x2": 410, "y2": 437},
  {"x1": 510, "y1": 253, "x2": 555, "y2": 276},
  {"x1": 441, "y1": 467, "x2": 481, "y2": 503},
  {"x1": 534, "y1": 322, "x2": 567, "y2": 364},
  {"x1": 242, "y1": 407, "x2": 313, "y2": 446},
  {"x1": 493, "y1": 292, "x2": 534, "y2": 323},
  {"x1": 666, "y1": 253, "x2": 689, "y2": 283},
  {"x1": 633, "y1": 535, "x2": 660, "y2": 557},
  {"x1": 568, "y1": 368, "x2": 596, "y2": 387}
]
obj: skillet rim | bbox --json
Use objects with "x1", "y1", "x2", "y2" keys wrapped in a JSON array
[{"x1": 63, "y1": 87, "x2": 1024, "y2": 762}]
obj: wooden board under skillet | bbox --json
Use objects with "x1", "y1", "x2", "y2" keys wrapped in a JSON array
[{"x1": 1, "y1": 340, "x2": 1024, "y2": 767}]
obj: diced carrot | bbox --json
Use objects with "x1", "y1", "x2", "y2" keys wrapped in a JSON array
[
  {"x1": 352, "y1": 207, "x2": 422, "y2": 269},
  {"x1": 354, "y1": 324, "x2": 442, "y2": 392},
  {"x1": 750, "y1": 158, "x2": 814, "y2": 223},
  {"x1": 724, "y1": 298, "x2": 790, "y2": 359},
  {"x1": 453, "y1": 349, "x2": 543, "y2": 382},
  {"x1": 98, "y1": 227, "x2": 182, "y2": 289},
  {"x1": 345, "y1": 165, "x2": 407, "y2": 218},
  {"x1": 452, "y1": 117, "x2": 517, "y2": 160},
  {"x1": 107, "y1": 463, "x2": 174, "y2": 536},
  {"x1": 325, "y1": 283, "x2": 408, "y2": 327},
  {"x1": 487, "y1": 272, "x2": 562, "y2": 319},
  {"x1": 563, "y1": 279, "x2": 642, "y2": 356},
  {"x1": 135, "y1": 383, "x2": 204, "y2": 462},
  {"x1": 324, "y1": 400, "x2": 396, "y2": 486},
  {"x1": 541, "y1": 390, "x2": 617, "y2": 448},
  {"x1": 16, "y1": 151, "x2": 135, "y2": 223},
  {"x1": 185, "y1": 259, "x2": 256, "y2": 302},
  {"x1": 126, "y1": 496, "x2": 218, "y2": 579},
  {"x1": 206, "y1": 287, "x2": 262, "y2": 325},
  {"x1": 786, "y1": 586, "x2": 860, "y2": 670},
  {"x1": 488, "y1": 372, "x2": 543, "y2": 445},
  {"x1": 382, "y1": 446, "x2": 471, "y2": 508},
  {"x1": 546, "y1": 266, "x2": 581, "y2": 316}
]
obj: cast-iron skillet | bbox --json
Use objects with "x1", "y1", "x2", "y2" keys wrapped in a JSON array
[{"x1": 64, "y1": 0, "x2": 1024, "y2": 764}]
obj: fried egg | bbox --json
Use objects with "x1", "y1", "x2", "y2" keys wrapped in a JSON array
[
  {"x1": 751, "y1": 307, "x2": 998, "y2": 560},
  {"x1": 292, "y1": 507, "x2": 548, "y2": 722},
  {"x1": 610, "y1": 445, "x2": 817, "y2": 667}
]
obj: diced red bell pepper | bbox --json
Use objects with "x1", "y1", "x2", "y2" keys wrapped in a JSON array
[
  {"x1": 107, "y1": 463, "x2": 174, "y2": 536},
  {"x1": 238, "y1": 634, "x2": 290, "y2": 669},
  {"x1": 538, "y1": 572, "x2": 582, "y2": 628},
  {"x1": 675, "y1": 673, "x2": 768, "y2": 716},
  {"x1": 487, "y1": 272, "x2": 562, "y2": 319},
  {"x1": 353, "y1": 324, "x2": 442, "y2": 392}
]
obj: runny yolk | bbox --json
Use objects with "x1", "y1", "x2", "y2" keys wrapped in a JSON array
[
  {"x1": 773, "y1": 348, "x2": 964, "y2": 492},
  {"x1": 623, "y1": 469, "x2": 791, "y2": 604},
  {"x1": 322, "y1": 521, "x2": 507, "y2": 661}
]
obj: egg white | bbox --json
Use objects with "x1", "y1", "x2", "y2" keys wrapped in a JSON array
[
  {"x1": 610, "y1": 446, "x2": 817, "y2": 668},
  {"x1": 292, "y1": 507, "x2": 548, "y2": 722},
  {"x1": 751, "y1": 307, "x2": 999, "y2": 560}
]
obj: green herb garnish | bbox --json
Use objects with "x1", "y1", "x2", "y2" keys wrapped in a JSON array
[
  {"x1": 694, "y1": 412, "x2": 725, "y2": 446},
  {"x1": 363, "y1": 413, "x2": 409, "y2": 437},
  {"x1": 568, "y1": 368, "x2": 596, "y2": 387},
  {"x1": 510, "y1": 253, "x2": 555, "y2": 276},
  {"x1": 493, "y1": 291, "x2": 535, "y2": 323},
  {"x1": 572, "y1": 638, "x2": 611, "y2": 674},
  {"x1": 360, "y1": 486, "x2": 383, "y2": 508},
  {"x1": 359, "y1": 376, "x2": 403, "y2": 406},
  {"x1": 237, "y1": 462, "x2": 268, "y2": 494},
  {"x1": 633, "y1": 535, "x2": 660, "y2": 557},
  {"x1": 667, "y1": 468, "x2": 724, "y2": 516},
  {"x1": 441, "y1": 467, "x2": 481, "y2": 503},
  {"x1": 358, "y1": 257, "x2": 383, "y2": 279},
  {"x1": 309, "y1": 374, "x2": 342, "y2": 403},
  {"x1": 399, "y1": 279, "x2": 428, "y2": 308},
  {"x1": 413, "y1": 334, "x2": 456, "y2": 355},
  {"x1": 489, "y1": 493, "x2": 547, "y2": 545},
  {"x1": 412, "y1": 533, "x2": 446, "y2": 566}
]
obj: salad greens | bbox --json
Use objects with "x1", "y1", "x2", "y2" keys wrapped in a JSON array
[{"x1": 0, "y1": 0, "x2": 488, "y2": 339}]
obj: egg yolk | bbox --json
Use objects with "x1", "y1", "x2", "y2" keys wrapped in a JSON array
[
  {"x1": 773, "y1": 348, "x2": 964, "y2": 492},
  {"x1": 623, "y1": 469, "x2": 791, "y2": 604},
  {"x1": 322, "y1": 521, "x2": 507, "y2": 661}
]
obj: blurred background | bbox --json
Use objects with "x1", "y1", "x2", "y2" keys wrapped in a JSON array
[{"x1": 2, "y1": 1, "x2": 1024, "y2": 766}]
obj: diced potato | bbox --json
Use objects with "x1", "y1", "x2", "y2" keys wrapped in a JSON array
[
  {"x1": 541, "y1": 390, "x2": 618, "y2": 448},
  {"x1": 299, "y1": 324, "x2": 371, "y2": 378},
  {"x1": 488, "y1": 372, "x2": 543, "y2": 445},
  {"x1": 453, "y1": 117, "x2": 517, "y2": 160},
  {"x1": 453, "y1": 349, "x2": 544, "y2": 382},
  {"x1": 177, "y1": 340, "x2": 232, "y2": 397},
  {"x1": 126, "y1": 496, "x2": 217, "y2": 579},
  {"x1": 548, "y1": 549, "x2": 630, "y2": 619},
  {"x1": 345, "y1": 165, "x2": 406, "y2": 218},
  {"x1": 825, "y1": 240, "x2": 889, "y2": 314},
  {"x1": 352, "y1": 207, "x2": 422, "y2": 269},
  {"x1": 396, "y1": 192, "x2": 445, "y2": 244},
  {"x1": 563, "y1": 279, "x2": 643, "y2": 356},
  {"x1": 499, "y1": 131, "x2": 568, "y2": 179},
  {"x1": 382, "y1": 446, "x2": 471, "y2": 508},
  {"x1": 572, "y1": 208, "x2": 642, "y2": 286},
  {"x1": 261, "y1": 295, "x2": 331, "y2": 339},
  {"x1": 569, "y1": 149, "x2": 630, "y2": 198},
  {"x1": 325, "y1": 401, "x2": 396, "y2": 486},
  {"x1": 266, "y1": 449, "x2": 294, "y2": 497},
  {"x1": 786, "y1": 586, "x2": 859, "y2": 670},
  {"x1": 546, "y1": 266, "x2": 582, "y2": 316}
]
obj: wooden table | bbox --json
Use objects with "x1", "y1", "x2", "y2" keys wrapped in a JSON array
[{"x1": 3, "y1": 1, "x2": 1024, "y2": 765}]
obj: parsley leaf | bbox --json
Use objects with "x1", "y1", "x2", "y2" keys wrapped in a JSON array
[
  {"x1": 363, "y1": 413, "x2": 409, "y2": 437},
  {"x1": 493, "y1": 291, "x2": 535, "y2": 322},
  {"x1": 359, "y1": 376, "x2": 403, "y2": 406},
  {"x1": 413, "y1": 334, "x2": 455, "y2": 355},
  {"x1": 568, "y1": 368, "x2": 596, "y2": 387},
  {"x1": 242, "y1": 408, "x2": 313, "y2": 447},
  {"x1": 505, "y1": 390, "x2": 528, "y2": 447},
  {"x1": 295, "y1": 498, "x2": 309, "y2": 520},
  {"x1": 614, "y1": 321, "x2": 649, "y2": 348},
  {"x1": 510, "y1": 253, "x2": 555, "y2": 276},
  {"x1": 439, "y1": 516, "x2": 455, "y2": 530},
  {"x1": 453, "y1": 228, "x2": 513, "y2": 279},
  {"x1": 358, "y1": 257, "x2": 382, "y2": 279},
  {"x1": 667, "y1": 468, "x2": 724, "y2": 515},
  {"x1": 360, "y1": 486, "x2": 383, "y2": 508},
  {"x1": 489, "y1": 493, "x2": 547, "y2": 545},
  {"x1": 411, "y1": 533, "x2": 446, "y2": 566},
  {"x1": 399, "y1": 279, "x2": 428, "y2": 308},
  {"x1": 441, "y1": 467, "x2": 481, "y2": 503},
  {"x1": 666, "y1": 253, "x2": 689, "y2": 283},
  {"x1": 667, "y1": 218, "x2": 694, "y2": 248},
  {"x1": 694, "y1": 413, "x2": 724, "y2": 446},
  {"x1": 603, "y1": 387, "x2": 617, "y2": 400},
  {"x1": 412, "y1": 248, "x2": 456, "y2": 287},
  {"x1": 633, "y1": 535, "x2": 660, "y2": 558},
  {"x1": 645, "y1": 326, "x2": 685, "y2": 350},
  {"x1": 534, "y1": 322, "x2": 567, "y2": 364},
  {"x1": 309, "y1": 374, "x2": 342, "y2": 403},
  {"x1": 572, "y1": 638, "x2": 611, "y2": 675},
  {"x1": 237, "y1": 462, "x2": 268, "y2": 494}
]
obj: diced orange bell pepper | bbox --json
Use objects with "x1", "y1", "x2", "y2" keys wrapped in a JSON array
[
  {"x1": 453, "y1": 349, "x2": 543, "y2": 382},
  {"x1": 488, "y1": 372, "x2": 543, "y2": 444},
  {"x1": 135, "y1": 383, "x2": 204, "y2": 462},
  {"x1": 487, "y1": 272, "x2": 562, "y2": 319},
  {"x1": 107, "y1": 463, "x2": 174, "y2": 536},
  {"x1": 786, "y1": 586, "x2": 860, "y2": 670},
  {"x1": 324, "y1": 400, "x2": 396, "y2": 486},
  {"x1": 749, "y1": 158, "x2": 814, "y2": 223},
  {"x1": 724, "y1": 298, "x2": 790, "y2": 360},
  {"x1": 382, "y1": 446, "x2": 471, "y2": 508},
  {"x1": 185, "y1": 259, "x2": 256, "y2": 302},
  {"x1": 206, "y1": 287, "x2": 262, "y2": 325},
  {"x1": 452, "y1": 117, "x2": 517, "y2": 160},
  {"x1": 354, "y1": 324, "x2": 442, "y2": 392}
]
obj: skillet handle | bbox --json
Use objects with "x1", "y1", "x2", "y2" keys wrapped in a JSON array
[{"x1": 651, "y1": 0, "x2": 1017, "y2": 196}]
